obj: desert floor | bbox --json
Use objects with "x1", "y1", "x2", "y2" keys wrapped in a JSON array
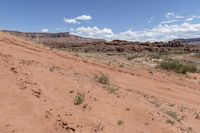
[{"x1": 0, "y1": 32, "x2": 200, "y2": 133}]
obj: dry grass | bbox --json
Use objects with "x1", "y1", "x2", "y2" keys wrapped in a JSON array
[
  {"x1": 97, "y1": 73, "x2": 110, "y2": 85},
  {"x1": 159, "y1": 60, "x2": 198, "y2": 74}
]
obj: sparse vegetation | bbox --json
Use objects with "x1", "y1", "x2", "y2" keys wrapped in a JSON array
[
  {"x1": 166, "y1": 110, "x2": 178, "y2": 120},
  {"x1": 149, "y1": 99, "x2": 161, "y2": 107},
  {"x1": 127, "y1": 54, "x2": 142, "y2": 61},
  {"x1": 166, "y1": 110, "x2": 184, "y2": 122},
  {"x1": 95, "y1": 73, "x2": 120, "y2": 95},
  {"x1": 97, "y1": 73, "x2": 110, "y2": 85},
  {"x1": 107, "y1": 85, "x2": 118, "y2": 94},
  {"x1": 74, "y1": 92, "x2": 85, "y2": 105},
  {"x1": 166, "y1": 119, "x2": 175, "y2": 125},
  {"x1": 94, "y1": 122, "x2": 105, "y2": 132},
  {"x1": 159, "y1": 60, "x2": 198, "y2": 74},
  {"x1": 145, "y1": 95, "x2": 161, "y2": 107}
]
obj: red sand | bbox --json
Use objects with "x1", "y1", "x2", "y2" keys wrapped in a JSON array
[{"x1": 0, "y1": 32, "x2": 200, "y2": 133}]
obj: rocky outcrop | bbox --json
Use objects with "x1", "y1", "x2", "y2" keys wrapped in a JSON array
[
  {"x1": 1, "y1": 30, "x2": 105, "y2": 45},
  {"x1": 1, "y1": 30, "x2": 200, "y2": 53}
]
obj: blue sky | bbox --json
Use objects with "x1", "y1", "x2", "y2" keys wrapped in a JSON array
[{"x1": 1, "y1": 0, "x2": 200, "y2": 41}]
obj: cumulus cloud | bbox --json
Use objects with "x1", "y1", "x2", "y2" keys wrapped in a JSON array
[
  {"x1": 64, "y1": 15, "x2": 92, "y2": 24},
  {"x1": 74, "y1": 26, "x2": 113, "y2": 39},
  {"x1": 68, "y1": 12, "x2": 200, "y2": 41},
  {"x1": 72, "y1": 22, "x2": 200, "y2": 42},
  {"x1": 75, "y1": 15, "x2": 92, "y2": 21},
  {"x1": 64, "y1": 18, "x2": 79, "y2": 24},
  {"x1": 41, "y1": 29, "x2": 49, "y2": 32}
]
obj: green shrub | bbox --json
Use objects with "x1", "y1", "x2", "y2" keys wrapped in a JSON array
[
  {"x1": 74, "y1": 92, "x2": 85, "y2": 105},
  {"x1": 159, "y1": 60, "x2": 198, "y2": 74},
  {"x1": 166, "y1": 110, "x2": 184, "y2": 122},
  {"x1": 97, "y1": 74, "x2": 110, "y2": 85}
]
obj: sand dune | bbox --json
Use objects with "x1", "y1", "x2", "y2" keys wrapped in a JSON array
[{"x1": 0, "y1": 32, "x2": 200, "y2": 133}]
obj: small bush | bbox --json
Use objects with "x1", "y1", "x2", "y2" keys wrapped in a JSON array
[
  {"x1": 159, "y1": 60, "x2": 198, "y2": 74},
  {"x1": 166, "y1": 119, "x2": 175, "y2": 125},
  {"x1": 107, "y1": 85, "x2": 118, "y2": 94},
  {"x1": 74, "y1": 93, "x2": 85, "y2": 105},
  {"x1": 166, "y1": 110, "x2": 184, "y2": 122},
  {"x1": 166, "y1": 110, "x2": 178, "y2": 119},
  {"x1": 127, "y1": 55, "x2": 141, "y2": 61},
  {"x1": 97, "y1": 74, "x2": 110, "y2": 85}
]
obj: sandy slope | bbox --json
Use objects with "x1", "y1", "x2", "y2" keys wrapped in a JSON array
[{"x1": 0, "y1": 32, "x2": 200, "y2": 133}]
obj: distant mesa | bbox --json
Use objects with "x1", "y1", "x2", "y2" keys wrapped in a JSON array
[
  {"x1": 173, "y1": 38, "x2": 200, "y2": 45},
  {"x1": 1, "y1": 30, "x2": 200, "y2": 53}
]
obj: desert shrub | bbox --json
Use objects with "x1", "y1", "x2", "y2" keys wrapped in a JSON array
[
  {"x1": 166, "y1": 119, "x2": 175, "y2": 125},
  {"x1": 166, "y1": 110, "x2": 184, "y2": 122},
  {"x1": 74, "y1": 92, "x2": 85, "y2": 105},
  {"x1": 107, "y1": 85, "x2": 118, "y2": 94},
  {"x1": 97, "y1": 74, "x2": 110, "y2": 85},
  {"x1": 127, "y1": 54, "x2": 141, "y2": 61},
  {"x1": 149, "y1": 54, "x2": 161, "y2": 59},
  {"x1": 159, "y1": 60, "x2": 198, "y2": 74}
]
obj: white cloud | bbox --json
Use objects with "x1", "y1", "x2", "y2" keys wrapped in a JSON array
[
  {"x1": 75, "y1": 15, "x2": 92, "y2": 21},
  {"x1": 161, "y1": 12, "x2": 187, "y2": 24},
  {"x1": 184, "y1": 17, "x2": 194, "y2": 22},
  {"x1": 74, "y1": 26, "x2": 113, "y2": 39},
  {"x1": 165, "y1": 12, "x2": 175, "y2": 19},
  {"x1": 70, "y1": 28, "x2": 74, "y2": 31},
  {"x1": 72, "y1": 22, "x2": 200, "y2": 42},
  {"x1": 64, "y1": 15, "x2": 92, "y2": 24},
  {"x1": 41, "y1": 29, "x2": 49, "y2": 32},
  {"x1": 161, "y1": 19, "x2": 178, "y2": 24},
  {"x1": 68, "y1": 12, "x2": 200, "y2": 41},
  {"x1": 175, "y1": 15, "x2": 185, "y2": 19},
  {"x1": 64, "y1": 18, "x2": 79, "y2": 24},
  {"x1": 164, "y1": 12, "x2": 200, "y2": 23},
  {"x1": 184, "y1": 15, "x2": 200, "y2": 22}
]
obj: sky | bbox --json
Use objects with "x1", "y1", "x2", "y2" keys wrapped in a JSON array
[{"x1": 0, "y1": 0, "x2": 200, "y2": 41}]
